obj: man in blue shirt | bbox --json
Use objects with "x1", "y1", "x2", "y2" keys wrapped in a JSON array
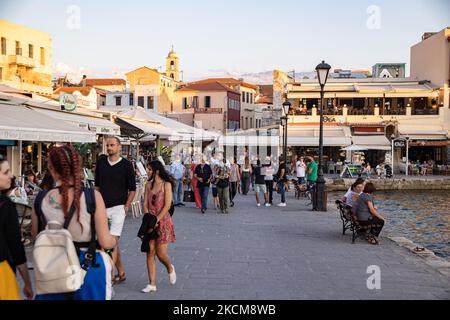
[{"x1": 169, "y1": 155, "x2": 186, "y2": 207}]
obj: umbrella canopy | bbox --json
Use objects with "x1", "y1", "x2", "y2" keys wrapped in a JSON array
[{"x1": 341, "y1": 145, "x2": 368, "y2": 151}]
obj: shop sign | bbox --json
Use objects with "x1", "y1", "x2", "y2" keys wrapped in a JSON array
[
  {"x1": 60, "y1": 92, "x2": 77, "y2": 111},
  {"x1": 394, "y1": 140, "x2": 405, "y2": 148},
  {"x1": 410, "y1": 140, "x2": 448, "y2": 147}
]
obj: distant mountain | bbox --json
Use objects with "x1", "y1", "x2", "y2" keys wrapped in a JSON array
[{"x1": 185, "y1": 70, "x2": 318, "y2": 85}]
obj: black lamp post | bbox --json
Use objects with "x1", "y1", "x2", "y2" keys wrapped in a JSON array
[
  {"x1": 281, "y1": 101, "x2": 291, "y2": 170},
  {"x1": 314, "y1": 60, "x2": 331, "y2": 211}
]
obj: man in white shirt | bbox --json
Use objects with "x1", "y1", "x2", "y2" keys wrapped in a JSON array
[{"x1": 295, "y1": 156, "x2": 307, "y2": 184}]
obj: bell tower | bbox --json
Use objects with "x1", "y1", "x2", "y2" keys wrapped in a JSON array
[{"x1": 166, "y1": 45, "x2": 180, "y2": 82}]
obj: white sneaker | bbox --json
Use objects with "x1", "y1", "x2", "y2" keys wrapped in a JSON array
[
  {"x1": 265, "y1": 203, "x2": 271, "y2": 207},
  {"x1": 169, "y1": 264, "x2": 177, "y2": 285},
  {"x1": 257, "y1": 203, "x2": 261, "y2": 207},
  {"x1": 277, "y1": 203, "x2": 287, "y2": 207},
  {"x1": 141, "y1": 284, "x2": 157, "y2": 293}
]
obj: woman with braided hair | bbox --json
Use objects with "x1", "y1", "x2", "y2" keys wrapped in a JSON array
[{"x1": 31, "y1": 144, "x2": 117, "y2": 300}]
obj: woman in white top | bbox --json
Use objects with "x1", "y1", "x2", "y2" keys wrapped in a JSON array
[{"x1": 31, "y1": 145, "x2": 117, "y2": 300}]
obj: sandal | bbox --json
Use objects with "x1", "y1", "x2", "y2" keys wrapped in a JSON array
[
  {"x1": 113, "y1": 272, "x2": 126, "y2": 284},
  {"x1": 367, "y1": 236, "x2": 379, "y2": 245}
]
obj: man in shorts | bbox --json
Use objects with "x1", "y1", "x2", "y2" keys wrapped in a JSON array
[
  {"x1": 95, "y1": 136, "x2": 136, "y2": 285},
  {"x1": 253, "y1": 159, "x2": 268, "y2": 206}
]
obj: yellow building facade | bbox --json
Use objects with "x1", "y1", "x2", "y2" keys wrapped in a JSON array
[{"x1": 0, "y1": 20, "x2": 52, "y2": 96}]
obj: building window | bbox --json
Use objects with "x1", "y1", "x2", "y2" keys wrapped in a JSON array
[
  {"x1": 129, "y1": 93, "x2": 134, "y2": 106},
  {"x1": 28, "y1": 44, "x2": 33, "y2": 58},
  {"x1": 147, "y1": 96, "x2": 154, "y2": 109},
  {"x1": 1, "y1": 38, "x2": 5, "y2": 55},
  {"x1": 15, "y1": 41, "x2": 21, "y2": 55},
  {"x1": 205, "y1": 96, "x2": 211, "y2": 108},
  {"x1": 170, "y1": 60, "x2": 175, "y2": 70},
  {"x1": 183, "y1": 97, "x2": 188, "y2": 109},
  {"x1": 170, "y1": 73, "x2": 174, "y2": 79},
  {"x1": 40, "y1": 47, "x2": 45, "y2": 65},
  {"x1": 138, "y1": 96, "x2": 144, "y2": 107},
  {"x1": 192, "y1": 96, "x2": 199, "y2": 108},
  {"x1": 115, "y1": 96, "x2": 121, "y2": 106},
  {"x1": 242, "y1": 93, "x2": 245, "y2": 103}
]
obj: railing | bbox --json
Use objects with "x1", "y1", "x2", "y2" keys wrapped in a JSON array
[
  {"x1": 412, "y1": 108, "x2": 439, "y2": 115},
  {"x1": 194, "y1": 107, "x2": 222, "y2": 114},
  {"x1": 8, "y1": 55, "x2": 35, "y2": 67}
]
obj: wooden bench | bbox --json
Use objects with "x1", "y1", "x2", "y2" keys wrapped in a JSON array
[{"x1": 335, "y1": 199, "x2": 372, "y2": 244}]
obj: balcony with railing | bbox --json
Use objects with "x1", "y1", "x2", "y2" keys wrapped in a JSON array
[
  {"x1": 8, "y1": 54, "x2": 35, "y2": 68},
  {"x1": 194, "y1": 107, "x2": 223, "y2": 114}
]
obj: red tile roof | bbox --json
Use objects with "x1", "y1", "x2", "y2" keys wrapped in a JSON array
[
  {"x1": 190, "y1": 78, "x2": 258, "y2": 90},
  {"x1": 82, "y1": 78, "x2": 126, "y2": 86},
  {"x1": 53, "y1": 86, "x2": 105, "y2": 96},
  {"x1": 176, "y1": 81, "x2": 239, "y2": 93}
]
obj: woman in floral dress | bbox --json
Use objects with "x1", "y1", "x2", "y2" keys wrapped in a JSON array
[{"x1": 142, "y1": 160, "x2": 176, "y2": 293}]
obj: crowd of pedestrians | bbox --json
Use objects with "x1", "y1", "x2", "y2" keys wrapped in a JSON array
[{"x1": 0, "y1": 142, "x2": 388, "y2": 300}]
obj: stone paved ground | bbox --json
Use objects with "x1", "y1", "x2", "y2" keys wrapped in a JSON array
[{"x1": 111, "y1": 190, "x2": 450, "y2": 300}]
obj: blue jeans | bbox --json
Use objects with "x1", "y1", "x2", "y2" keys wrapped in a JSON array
[
  {"x1": 297, "y1": 177, "x2": 305, "y2": 184},
  {"x1": 199, "y1": 185, "x2": 209, "y2": 210},
  {"x1": 278, "y1": 181, "x2": 286, "y2": 203},
  {"x1": 173, "y1": 179, "x2": 183, "y2": 205}
]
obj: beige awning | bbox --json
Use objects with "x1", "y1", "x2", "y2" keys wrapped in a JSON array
[
  {"x1": 398, "y1": 124, "x2": 448, "y2": 140},
  {"x1": 32, "y1": 107, "x2": 121, "y2": 135},
  {"x1": 287, "y1": 126, "x2": 352, "y2": 146},
  {"x1": 0, "y1": 103, "x2": 96, "y2": 143},
  {"x1": 218, "y1": 135, "x2": 280, "y2": 146},
  {"x1": 351, "y1": 135, "x2": 391, "y2": 150}
]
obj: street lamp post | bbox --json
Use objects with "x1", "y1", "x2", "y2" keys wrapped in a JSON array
[
  {"x1": 405, "y1": 137, "x2": 410, "y2": 176},
  {"x1": 281, "y1": 101, "x2": 291, "y2": 170},
  {"x1": 315, "y1": 60, "x2": 331, "y2": 212},
  {"x1": 391, "y1": 134, "x2": 395, "y2": 174}
]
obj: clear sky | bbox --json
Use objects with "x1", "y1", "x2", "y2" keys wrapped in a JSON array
[{"x1": 1, "y1": 0, "x2": 449, "y2": 81}]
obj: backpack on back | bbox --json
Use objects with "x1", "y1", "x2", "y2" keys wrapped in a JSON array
[{"x1": 32, "y1": 187, "x2": 96, "y2": 295}]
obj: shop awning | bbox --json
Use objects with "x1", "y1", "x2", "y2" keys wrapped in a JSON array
[
  {"x1": 218, "y1": 135, "x2": 280, "y2": 146},
  {"x1": 115, "y1": 116, "x2": 174, "y2": 138},
  {"x1": 351, "y1": 135, "x2": 391, "y2": 150},
  {"x1": 398, "y1": 124, "x2": 448, "y2": 140},
  {"x1": 0, "y1": 103, "x2": 96, "y2": 143},
  {"x1": 286, "y1": 126, "x2": 352, "y2": 146},
  {"x1": 32, "y1": 107, "x2": 121, "y2": 135}
]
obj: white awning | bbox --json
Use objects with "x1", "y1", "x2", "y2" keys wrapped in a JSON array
[
  {"x1": 398, "y1": 124, "x2": 447, "y2": 140},
  {"x1": 218, "y1": 135, "x2": 280, "y2": 146},
  {"x1": 32, "y1": 107, "x2": 121, "y2": 135},
  {"x1": 116, "y1": 116, "x2": 174, "y2": 138},
  {"x1": 287, "y1": 126, "x2": 352, "y2": 146},
  {"x1": 351, "y1": 135, "x2": 391, "y2": 150},
  {"x1": 0, "y1": 103, "x2": 96, "y2": 143}
]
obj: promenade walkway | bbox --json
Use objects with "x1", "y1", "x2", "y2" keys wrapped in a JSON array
[{"x1": 112, "y1": 191, "x2": 449, "y2": 300}]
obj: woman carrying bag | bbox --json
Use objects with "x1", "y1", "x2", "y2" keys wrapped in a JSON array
[
  {"x1": 141, "y1": 160, "x2": 176, "y2": 293},
  {"x1": 31, "y1": 145, "x2": 117, "y2": 300}
]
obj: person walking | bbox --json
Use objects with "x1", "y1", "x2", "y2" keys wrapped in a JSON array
[
  {"x1": 141, "y1": 160, "x2": 176, "y2": 293},
  {"x1": 194, "y1": 156, "x2": 212, "y2": 214},
  {"x1": 95, "y1": 136, "x2": 136, "y2": 285},
  {"x1": 276, "y1": 156, "x2": 287, "y2": 207},
  {"x1": 211, "y1": 164, "x2": 220, "y2": 211},
  {"x1": 240, "y1": 157, "x2": 252, "y2": 195},
  {"x1": 216, "y1": 160, "x2": 230, "y2": 214},
  {"x1": 253, "y1": 160, "x2": 268, "y2": 207},
  {"x1": 0, "y1": 155, "x2": 33, "y2": 300},
  {"x1": 190, "y1": 157, "x2": 202, "y2": 209},
  {"x1": 295, "y1": 156, "x2": 307, "y2": 185},
  {"x1": 229, "y1": 158, "x2": 240, "y2": 207},
  {"x1": 31, "y1": 145, "x2": 117, "y2": 300},
  {"x1": 169, "y1": 155, "x2": 185, "y2": 207},
  {"x1": 262, "y1": 157, "x2": 275, "y2": 206}
]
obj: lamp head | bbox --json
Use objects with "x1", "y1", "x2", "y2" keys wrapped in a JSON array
[
  {"x1": 282, "y1": 101, "x2": 291, "y2": 116},
  {"x1": 315, "y1": 60, "x2": 331, "y2": 87}
]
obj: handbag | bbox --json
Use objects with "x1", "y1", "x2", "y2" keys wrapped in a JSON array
[{"x1": 183, "y1": 189, "x2": 195, "y2": 202}]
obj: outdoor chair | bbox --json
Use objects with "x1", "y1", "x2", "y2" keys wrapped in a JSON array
[{"x1": 335, "y1": 200, "x2": 372, "y2": 244}]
